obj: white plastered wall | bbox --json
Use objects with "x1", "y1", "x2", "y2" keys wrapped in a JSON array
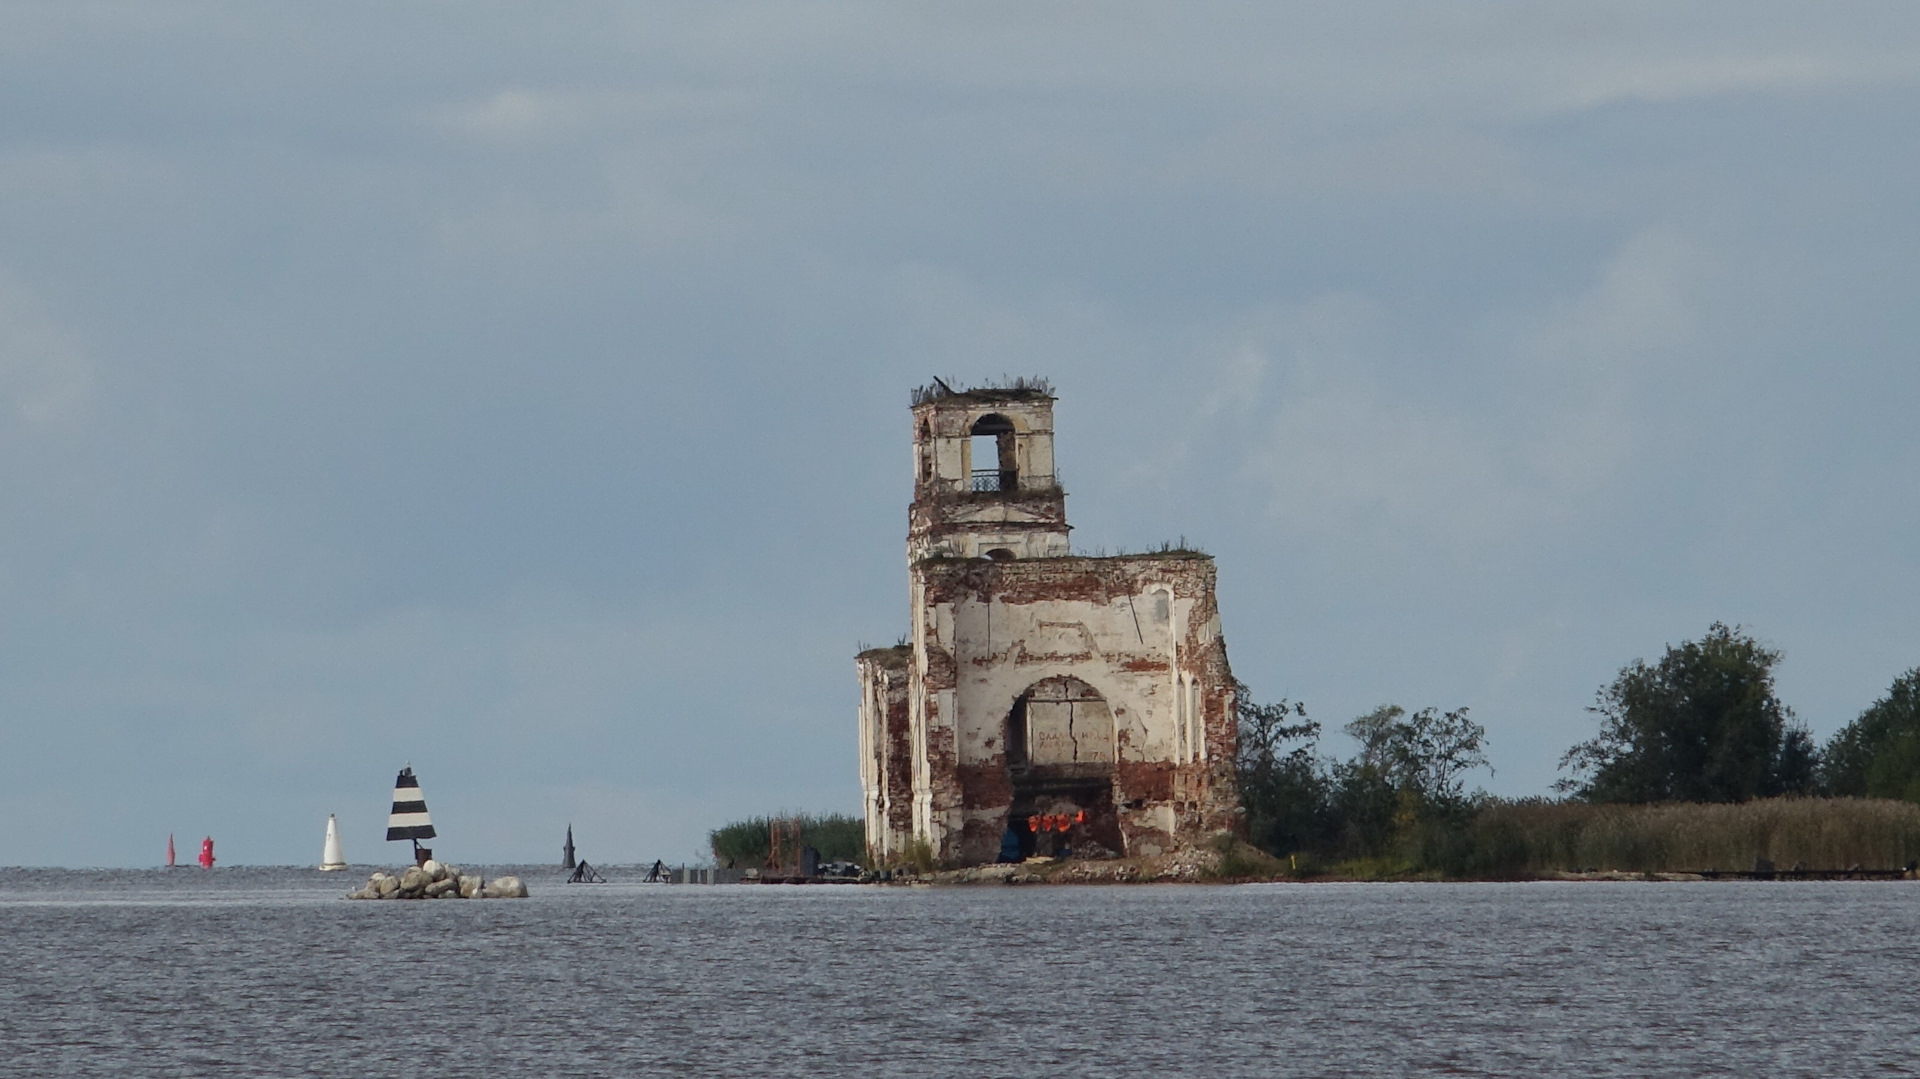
[{"x1": 937, "y1": 585, "x2": 1208, "y2": 769}]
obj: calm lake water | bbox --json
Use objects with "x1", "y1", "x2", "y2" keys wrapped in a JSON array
[{"x1": 1, "y1": 867, "x2": 1915, "y2": 1077}]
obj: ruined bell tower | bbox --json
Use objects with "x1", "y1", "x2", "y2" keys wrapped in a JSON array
[
  {"x1": 906, "y1": 381, "x2": 1069, "y2": 562},
  {"x1": 858, "y1": 379, "x2": 1240, "y2": 867}
]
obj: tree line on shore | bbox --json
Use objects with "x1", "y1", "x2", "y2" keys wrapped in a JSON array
[
  {"x1": 1236, "y1": 622, "x2": 1920, "y2": 875},
  {"x1": 710, "y1": 623, "x2": 1920, "y2": 875}
]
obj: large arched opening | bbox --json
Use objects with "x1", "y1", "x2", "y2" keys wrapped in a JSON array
[
  {"x1": 1002, "y1": 675, "x2": 1124, "y2": 860},
  {"x1": 969, "y1": 413, "x2": 1018, "y2": 492}
]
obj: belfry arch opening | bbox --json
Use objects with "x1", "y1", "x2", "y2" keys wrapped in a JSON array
[
  {"x1": 969, "y1": 413, "x2": 1018, "y2": 492},
  {"x1": 1002, "y1": 675, "x2": 1123, "y2": 860}
]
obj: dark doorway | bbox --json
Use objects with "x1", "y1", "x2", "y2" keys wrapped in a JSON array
[{"x1": 1003, "y1": 676, "x2": 1123, "y2": 857}]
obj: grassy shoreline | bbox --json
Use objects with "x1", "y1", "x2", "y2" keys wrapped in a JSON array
[
  {"x1": 924, "y1": 862, "x2": 1920, "y2": 885},
  {"x1": 914, "y1": 797, "x2": 1920, "y2": 884},
  {"x1": 1400, "y1": 796, "x2": 1920, "y2": 877},
  {"x1": 708, "y1": 798, "x2": 1920, "y2": 883}
]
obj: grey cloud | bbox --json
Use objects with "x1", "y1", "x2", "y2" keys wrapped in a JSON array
[{"x1": 1, "y1": 2, "x2": 1917, "y2": 862}]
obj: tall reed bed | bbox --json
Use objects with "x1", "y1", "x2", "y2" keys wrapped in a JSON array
[
  {"x1": 1416, "y1": 797, "x2": 1920, "y2": 875},
  {"x1": 708, "y1": 813, "x2": 867, "y2": 867}
]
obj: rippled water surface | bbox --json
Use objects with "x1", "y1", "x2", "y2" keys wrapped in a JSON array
[{"x1": 3, "y1": 868, "x2": 1917, "y2": 1076}]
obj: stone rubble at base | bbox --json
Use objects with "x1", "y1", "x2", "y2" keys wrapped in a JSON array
[
  {"x1": 345, "y1": 859, "x2": 528, "y2": 900},
  {"x1": 934, "y1": 846, "x2": 1228, "y2": 884}
]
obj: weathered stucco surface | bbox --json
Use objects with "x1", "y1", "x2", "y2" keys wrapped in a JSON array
[{"x1": 858, "y1": 382, "x2": 1240, "y2": 866}]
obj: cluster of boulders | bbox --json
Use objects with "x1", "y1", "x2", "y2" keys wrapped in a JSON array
[{"x1": 347, "y1": 860, "x2": 528, "y2": 900}]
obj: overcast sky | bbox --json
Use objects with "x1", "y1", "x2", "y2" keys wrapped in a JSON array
[{"x1": 3, "y1": 3, "x2": 1918, "y2": 866}]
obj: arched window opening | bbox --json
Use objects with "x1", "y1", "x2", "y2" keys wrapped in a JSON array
[
  {"x1": 1008, "y1": 675, "x2": 1113, "y2": 768},
  {"x1": 969, "y1": 413, "x2": 1018, "y2": 492},
  {"x1": 985, "y1": 547, "x2": 1016, "y2": 562}
]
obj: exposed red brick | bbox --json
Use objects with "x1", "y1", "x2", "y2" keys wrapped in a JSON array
[{"x1": 858, "y1": 384, "x2": 1243, "y2": 867}]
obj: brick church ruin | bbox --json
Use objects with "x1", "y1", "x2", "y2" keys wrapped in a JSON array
[{"x1": 857, "y1": 379, "x2": 1240, "y2": 866}]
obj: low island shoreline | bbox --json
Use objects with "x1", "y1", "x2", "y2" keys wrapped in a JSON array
[
  {"x1": 712, "y1": 798, "x2": 1920, "y2": 887},
  {"x1": 900, "y1": 845, "x2": 1919, "y2": 886}
]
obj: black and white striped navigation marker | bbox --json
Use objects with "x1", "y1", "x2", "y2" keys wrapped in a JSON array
[{"x1": 386, "y1": 765, "x2": 438, "y2": 865}]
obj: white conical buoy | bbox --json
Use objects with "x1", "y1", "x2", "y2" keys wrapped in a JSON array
[{"x1": 319, "y1": 814, "x2": 347, "y2": 871}]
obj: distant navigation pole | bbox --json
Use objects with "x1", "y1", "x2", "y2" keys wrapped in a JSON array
[
  {"x1": 198, "y1": 836, "x2": 215, "y2": 869},
  {"x1": 563, "y1": 824, "x2": 576, "y2": 870},
  {"x1": 385, "y1": 765, "x2": 438, "y2": 866}
]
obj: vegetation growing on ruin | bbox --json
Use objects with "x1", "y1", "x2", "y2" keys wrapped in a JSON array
[
  {"x1": 1073, "y1": 543, "x2": 1211, "y2": 560},
  {"x1": 911, "y1": 375, "x2": 1054, "y2": 406},
  {"x1": 911, "y1": 547, "x2": 1212, "y2": 571},
  {"x1": 901, "y1": 837, "x2": 937, "y2": 875},
  {"x1": 855, "y1": 643, "x2": 912, "y2": 667},
  {"x1": 1204, "y1": 833, "x2": 1288, "y2": 881},
  {"x1": 708, "y1": 813, "x2": 867, "y2": 867}
]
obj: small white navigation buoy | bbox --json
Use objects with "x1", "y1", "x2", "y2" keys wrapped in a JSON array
[{"x1": 319, "y1": 814, "x2": 347, "y2": 871}]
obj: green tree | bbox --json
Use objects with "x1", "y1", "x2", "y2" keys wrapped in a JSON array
[
  {"x1": 1344, "y1": 704, "x2": 1490, "y2": 813},
  {"x1": 1560, "y1": 623, "x2": 1816, "y2": 803},
  {"x1": 1329, "y1": 705, "x2": 1489, "y2": 854},
  {"x1": 1822, "y1": 668, "x2": 1920, "y2": 801},
  {"x1": 1234, "y1": 686, "x2": 1490, "y2": 862},
  {"x1": 1234, "y1": 682, "x2": 1329, "y2": 856}
]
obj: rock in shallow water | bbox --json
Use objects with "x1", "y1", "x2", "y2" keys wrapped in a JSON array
[
  {"x1": 483, "y1": 875, "x2": 528, "y2": 899},
  {"x1": 347, "y1": 868, "x2": 527, "y2": 899}
]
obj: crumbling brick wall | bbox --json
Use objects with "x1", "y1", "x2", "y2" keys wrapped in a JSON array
[
  {"x1": 911, "y1": 553, "x2": 1238, "y2": 864},
  {"x1": 855, "y1": 646, "x2": 914, "y2": 857},
  {"x1": 857, "y1": 381, "x2": 1243, "y2": 867}
]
